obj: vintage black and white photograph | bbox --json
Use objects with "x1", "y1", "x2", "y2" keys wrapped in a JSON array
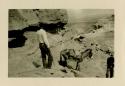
[{"x1": 8, "y1": 9, "x2": 114, "y2": 78}]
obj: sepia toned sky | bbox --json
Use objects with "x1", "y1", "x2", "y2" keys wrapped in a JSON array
[{"x1": 67, "y1": 9, "x2": 114, "y2": 23}]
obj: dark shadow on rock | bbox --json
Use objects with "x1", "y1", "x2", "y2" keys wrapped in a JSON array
[
  {"x1": 59, "y1": 60, "x2": 67, "y2": 67},
  {"x1": 92, "y1": 24, "x2": 103, "y2": 30},
  {"x1": 9, "y1": 36, "x2": 27, "y2": 48},
  {"x1": 39, "y1": 22, "x2": 66, "y2": 34},
  {"x1": 60, "y1": 69, "x2": 67, "y2": 73},
  {"x1": 80, "y1": 49, "x2": 93, "y2": 59},
  {"x1": 32, "y1": 61, "x2": 41, "y2": 68},
  {"x1": 9, "y1": 30, "x2": 24, "y2": 38},
  {"x1": 22, "y1": 24, "x2": 40, "y2": 32},
  {"x1": 9, "y1": 22, "x2": 67, "y2": 48},
  {"x1": 7, "y1": 27, "x2": 46, "y2": 48},
  {"x1": 74, "y1": 36, "x2": 85, "y2": 43},
  {"x1": 9, "y1": 30, "x2": 27, "y2": 48}
]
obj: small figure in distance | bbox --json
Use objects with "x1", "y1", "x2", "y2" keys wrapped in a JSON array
[{"x1": 106, "y1": 53, "x2": 114, "y2": 78}]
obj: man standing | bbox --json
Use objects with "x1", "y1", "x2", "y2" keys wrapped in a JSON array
[
  {"x1": 106, "y1": 54, "x2": 114, "y2": 78},
  {"x1": 37, "y1": 28, "x2": 53, "y2": 69}
]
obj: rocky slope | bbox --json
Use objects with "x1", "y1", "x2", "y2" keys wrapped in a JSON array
[
  {"x1": 9, "y1": 9, "x2": 68, "y2": 30},
  {"x1": 8, "y1": 9, "x2": 114, "y2": 77}
]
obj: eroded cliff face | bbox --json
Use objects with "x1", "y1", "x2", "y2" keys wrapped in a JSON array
[{"x1": 9, "y1": 9, "x2": 68, "y2": 30}]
